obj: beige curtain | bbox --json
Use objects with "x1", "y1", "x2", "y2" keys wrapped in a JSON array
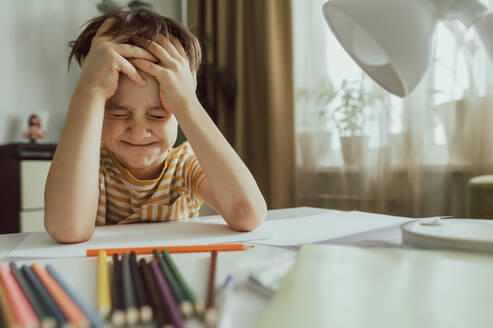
[{"x1": 188, "y1": 0, "x2": 295, "y2": 209}]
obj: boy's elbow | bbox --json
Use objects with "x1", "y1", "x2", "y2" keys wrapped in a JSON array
[
  {"x1": 44, "y1": 213, "x2": 94, "y2": 244},
  {"x1": 46, "y1": 225, "x2": 93, "y2": 244},
  {"x1": 227, "y1": 199, "x2": 267, "y2": 232}
]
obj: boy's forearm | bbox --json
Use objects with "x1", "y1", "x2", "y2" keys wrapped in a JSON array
[
  {"x1": 44, "y1": 85, "x2": 106, "y2": 243},
  {"x1": 175, "y1": 100, "x2": 267, "y2": 229}
]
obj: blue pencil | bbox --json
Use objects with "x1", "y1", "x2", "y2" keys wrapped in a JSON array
[
  {"x1": 21, "y1": 265, "x2": 68, "y2": 327},
  {"x1": 46, "y1": 264, "x2": 106, "y2": 328}
]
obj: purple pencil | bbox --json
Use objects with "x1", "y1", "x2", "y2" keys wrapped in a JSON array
[{"x1": 149, "y1": 260, "x2": 184, "y2": 328}]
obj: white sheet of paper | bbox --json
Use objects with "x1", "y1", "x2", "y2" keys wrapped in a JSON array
[
  {"x1": 8, "y1": 211, "x2": 413, "y2": 258},
  {"x1": 249, "y1": 211, "x2": 413, "y2": 246},
  {"x1": 8, "y1": 220, "x2": 268, "y2": 258}
]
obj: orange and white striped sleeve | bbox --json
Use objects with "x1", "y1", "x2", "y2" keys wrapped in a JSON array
[{"x1": 96, "y1": 148, "x2": 108, "y2": 226}]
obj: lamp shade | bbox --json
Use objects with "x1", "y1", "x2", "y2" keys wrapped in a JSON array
[{"x1": 322, "y1": 0, "x2": 438, "y2": 97}]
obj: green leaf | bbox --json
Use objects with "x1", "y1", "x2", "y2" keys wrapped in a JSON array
[{"x1": 128, "y1": 0, "x2": 153, "y2": 9}]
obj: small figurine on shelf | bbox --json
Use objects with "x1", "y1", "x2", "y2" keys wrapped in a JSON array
[{"x1": 24, "y1": 114, "x2": 46, "y2": 143}]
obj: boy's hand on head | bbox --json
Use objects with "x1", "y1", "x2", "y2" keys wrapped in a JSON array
[
  {"x1": 77, "y1": 18, "x2": 158, "y2": 99},
  {"x1": 129, "y1": 35, "x2": 199, "y2": 115}
]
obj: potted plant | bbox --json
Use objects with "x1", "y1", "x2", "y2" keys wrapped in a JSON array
[
  {"x1": 332, "y1": 80, "x2": 383, "y2": 165},
  {"x1": 97, "y1": 0, "x2": 152, "y2": 13}
]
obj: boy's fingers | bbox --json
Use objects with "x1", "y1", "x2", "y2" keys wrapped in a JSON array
[
  {"x1": 156, "y1": 34, "x2": 183, "y2": 61},
  {"x1": 112, "y1": 33, "x2": 132, "y2": 44},
  {"x1": 92, "y1": 18, "x2": 117, "y2": 48},
  {"x1": 130, "y1": 59, "x2": 166, "y2": 79},
  {"x1": 113, "y1": 44, "x2": 158, "y2": 62},
  {"x1": 131, "y1": 36, "x2": 175, "y2": 68},
  {"x1": 118, "y1": 57, "x2": 147, "y2": 86},
  {"x1": 95, "y1": 18, "x2": 116, "y2": 38},
  {"x1": 169, "y1": 36, "x2": 188, "y2": 60}
]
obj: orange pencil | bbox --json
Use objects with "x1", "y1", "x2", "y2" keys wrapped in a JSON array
[
  {"x1": 31, "y1": 263, "x2": 87, "y2": 326},
  {"x1": 0, "y1": 263, "x2": 38, "y2": 327},
  {"x1": 86, "y1": 243, "x2": 254, "y2": 257}
]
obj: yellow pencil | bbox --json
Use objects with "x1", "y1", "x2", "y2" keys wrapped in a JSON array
[
  {"x1": 0, "y1": 278, "x2": 15, "y2": 327},
  {"x1": 98, "y1": 250, "x2": 111, "y2": 318}
]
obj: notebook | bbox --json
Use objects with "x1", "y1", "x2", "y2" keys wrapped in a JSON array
[{"x1": 257, "y1": 245, "x2": 493, "y2": 328}]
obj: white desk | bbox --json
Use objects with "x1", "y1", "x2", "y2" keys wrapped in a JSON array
[{"x1": 0, "y1": 207, "x2": 400, "y2": 327}]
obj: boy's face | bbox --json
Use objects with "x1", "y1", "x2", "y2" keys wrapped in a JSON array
[{"x1": 102, "y1": 71, "x2": 178, "y2": 179}]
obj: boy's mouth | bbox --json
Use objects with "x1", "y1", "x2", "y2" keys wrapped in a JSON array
[{"x1": 121, "y1": 140, "x2": 158, "y2": 147}]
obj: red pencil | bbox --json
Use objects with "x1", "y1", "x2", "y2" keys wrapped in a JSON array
[{"x1": 0, "y1": 263, "x2": 38, "y2": 327}]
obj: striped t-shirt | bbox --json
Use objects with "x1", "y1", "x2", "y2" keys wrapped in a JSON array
[{"x1": 96, "y1": 141, "x2": 206, "y2": 225}]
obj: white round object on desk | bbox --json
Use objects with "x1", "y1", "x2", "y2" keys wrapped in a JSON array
[{"x1": 401, "y1": 219, "x2": 493, "y2": 253}]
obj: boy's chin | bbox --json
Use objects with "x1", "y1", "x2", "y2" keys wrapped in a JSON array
[{"x1": 123, "y1": 158, "x2": 160, "y2": 169}]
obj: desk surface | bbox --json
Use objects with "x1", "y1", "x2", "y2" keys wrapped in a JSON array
[{"x1": 0, "y1": 207, "x2": 346, "y2": 328}]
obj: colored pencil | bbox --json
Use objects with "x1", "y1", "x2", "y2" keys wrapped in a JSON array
[
  {"x1": 129, "y1": 252, "x2": 153, "y2": 323},
  {"x1": 10, "y1": 263, "x2": 56, "y2": 328},
  {"x1": 205, "y1": 250, "x2": 218, "y2": 326},
  {"x1": 153, "y1": 249, "x2": 193, "y2": 316},
  {"x1": 150, "y1": 260, "x2": 184, "y2": 328},
  {"x1": 111, "y1": 254, "x2": 125, "y2": 327},
  {"x1": 217, "y1": 275, "x2": 236, "y2": 328},
  {"x1": 139, "y1": 259, "x2": 169, "y2": 327},
  {"x1": 31, "y1": 262, "x2": 87, "y2": 327},
  {"x1": 0, "y1": 263, "x2": 39, "y2": 327},
  {"x1": 21, "y1": 265, "x2": 68, "y2": 328},
  {"x1": 121, "y1": 253, "x2": 138, "y2": 325},
  {"x1": 97, "y1": 250, "x2": 111, "y2": 318},
  {"x1": 46, "y1": 264, "x2": 105, "y2": 328},
  {"x1": 0, "y1": 278, "x2": 15, "y2": 327},
  {"x1": 162, "y1": 249, "x2": 204, "y2": 314},
  {"x1": 0, "y1": 285, "x2": 6, "y2": 328},
  {"x1": 86, "y1": 243, "x2": 254, "y2": 257}
]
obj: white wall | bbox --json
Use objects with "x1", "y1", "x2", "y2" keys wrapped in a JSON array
[{"x1": 0, "y1": 0, "x2": 182, "y2": 145}]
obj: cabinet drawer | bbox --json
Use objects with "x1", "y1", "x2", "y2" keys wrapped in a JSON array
[
  {"x1": 20, "y1": 210, "x2": 45, "y2": 232},
  {"x1": 20, "y1": 160, "x2": 51, "y2": 210}
]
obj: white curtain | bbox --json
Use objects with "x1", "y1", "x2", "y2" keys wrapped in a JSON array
[{"x1": 293, "y1": 0, "x2": 493, "y2": 217}]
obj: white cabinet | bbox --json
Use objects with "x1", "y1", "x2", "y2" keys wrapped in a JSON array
[
  {"x1": 20, "y1": 210, "x2": 45, "y2": 233},
  {"x1": 19, "y1": 160, "x2": 51, "y2": 232}
]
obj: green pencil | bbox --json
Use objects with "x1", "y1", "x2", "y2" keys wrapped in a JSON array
[
  {"x1": 162, "y1": 250, "x2": 204, "y2": 314},
  {"x1": 152, "y1": 249, "x2": 193, "y2": 316}
]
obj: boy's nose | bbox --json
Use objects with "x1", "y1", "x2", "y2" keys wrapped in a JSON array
[{"x1": 128, "y1": 121, "x2": 151, "y2": 139}]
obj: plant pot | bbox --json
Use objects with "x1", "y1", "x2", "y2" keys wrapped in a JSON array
[
  {"x1": 298, "y1": 131, "x2": 333, "y2": 166},
  {"x1": 340, "y1": 135, "x2": 369, "y2": 166}
]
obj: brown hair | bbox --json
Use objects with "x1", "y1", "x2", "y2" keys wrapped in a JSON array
[{"x1": 68, "y1": 8, "x2": 202, "y2": 72}]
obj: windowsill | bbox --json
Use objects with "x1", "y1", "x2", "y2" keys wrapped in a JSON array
[{"x1": 303, "y1": 162, "x2": 493, "y2": 173}]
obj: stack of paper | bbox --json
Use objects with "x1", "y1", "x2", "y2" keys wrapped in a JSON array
[{"x1": 258, "y1": 245, "x2": 493, "y2": 328}]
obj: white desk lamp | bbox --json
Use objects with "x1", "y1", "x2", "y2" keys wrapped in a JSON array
[
  {"x1": 323, "y1": 0, "x2": 493, "y2": 253},
  {"x1": 322, "y1": 0, "x2": 493, "y2": 97}
]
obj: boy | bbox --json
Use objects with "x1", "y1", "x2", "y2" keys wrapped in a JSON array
[{"x1": 44, "y1": 8, "x2": 267, "y2": 243}]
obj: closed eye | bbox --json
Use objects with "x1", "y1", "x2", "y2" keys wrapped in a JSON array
[
  {"x1": 147, "y1": 113, "x2": 171, "y2": 120},
  {"x1": 106, "y1": 113, "x2": 130, "y2": 119}
]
